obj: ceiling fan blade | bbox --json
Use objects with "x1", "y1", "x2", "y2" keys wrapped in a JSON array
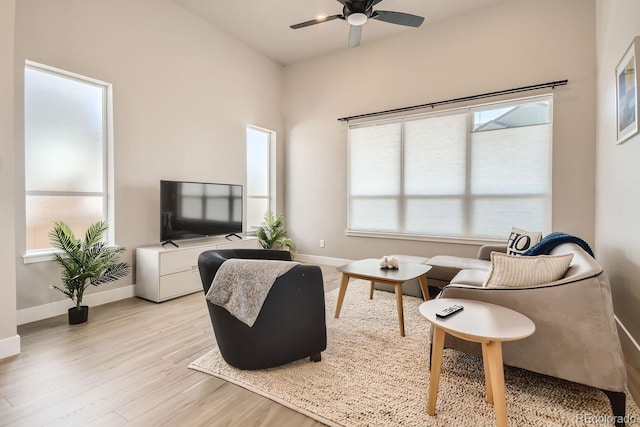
[
  {"x1": 290, "y1": 14, "x2": 343, "y2": 29},
  {"x1": 368, "y1": 0, "x2": 383, "y2": 8},
  {"x1": 372, "y1": 10, "x2": 425, "y2": 27},
  {"x1": 348, "y1": 25, "x2": 362, "y2": 48}
]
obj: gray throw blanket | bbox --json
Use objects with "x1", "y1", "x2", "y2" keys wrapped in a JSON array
[{"x1": 205, "y1": 259, "x2": 299, "y2": 327}]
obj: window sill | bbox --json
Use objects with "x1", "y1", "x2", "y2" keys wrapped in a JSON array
[
  {"x1": 23, "y1": 249, "x2": 60, "y2": 264},
  {"x1": 23, "y1": 244, "x2": 125, "y2": 264},
  {"x1": 245, "y1": 228, "x2": 258, "y2": 236},
  {"x1": 344, "y1": 230, "x2": 505, "y2": 246}
]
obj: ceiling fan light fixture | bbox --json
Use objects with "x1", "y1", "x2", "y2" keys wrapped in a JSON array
[{"x1": 347, "y1": 12, "x2": 367, "y2": 26}]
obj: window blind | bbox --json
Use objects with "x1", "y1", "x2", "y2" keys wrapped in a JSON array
[{"x1": 347, "y1": 95, "x2": 552, "y2": 240}]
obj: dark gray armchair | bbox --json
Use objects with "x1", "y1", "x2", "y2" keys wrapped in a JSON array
[{"x1": 198, "y1": 249, "x2": 327, "y2": 370}]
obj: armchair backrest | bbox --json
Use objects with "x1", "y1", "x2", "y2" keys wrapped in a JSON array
[{"x1": 198, "y1": 249, "x2": 292, "y2": 294}]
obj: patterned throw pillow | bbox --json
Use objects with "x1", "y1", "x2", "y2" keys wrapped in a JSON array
[
  {"x1": 506, "y1": 227, "x2": 543, "y2": 256},
  {"x1": 483, "y1": 252, "x2": 574, "y2": 288}
]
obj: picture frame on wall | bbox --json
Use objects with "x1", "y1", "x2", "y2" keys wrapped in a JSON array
[{"x1": 616, "y1": 36, "x2": 640, "y2": 144}]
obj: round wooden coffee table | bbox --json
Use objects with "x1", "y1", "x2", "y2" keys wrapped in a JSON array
[{"x1": 419, "y1": 298, "x2": 535, "y2": 427}]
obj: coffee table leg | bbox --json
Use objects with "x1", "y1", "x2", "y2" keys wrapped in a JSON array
[
  {"x1": 369, "y1": 280, "x2": 375, "y2": 299},
  {"x1": 427, "y1": 326, "x2": 445, "y2": 416},
  {"x1": 418, "y1": 275, "x2": 430, "y2": 301},
  {"x1": 485, "y1": 341, "x2": 508, "y2": 427},
  {"x1": 481, "y1": 343, "x2": 494, "y2": 404},
  {"x1": 394, "y1": 284, "x2": 405, "y2": 337},
  {"x1": 334, "y1": 274, "x2": 350, "y2": 318}
]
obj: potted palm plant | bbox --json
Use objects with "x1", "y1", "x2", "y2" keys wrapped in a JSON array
[
  {"x1": 256, "y1": 211, "x2": 296, "y2": 258},
  {"x1": 49, "y1": 220, "x2": 130, "y2": 324}
]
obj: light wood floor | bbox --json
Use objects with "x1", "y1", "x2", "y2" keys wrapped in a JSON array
[
  {"x1": 0, "y1": 265, "x2": 342, "y2": 427},
  {"x1": 3, "y1": 266, "x2": 638, "y2": 426}
]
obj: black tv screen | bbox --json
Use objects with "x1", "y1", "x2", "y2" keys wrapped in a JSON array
[{"x1": 160, "y1": 180, "x2": 243, "y2": 242}]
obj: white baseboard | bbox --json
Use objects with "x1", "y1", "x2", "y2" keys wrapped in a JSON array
[
  {"x1": 0, "y1": 335, "x2": 21, "y2": 359},
  {"x1": 17, "y1": 285, "x2": 136, "y2": 326},
  {"x1": 615, "y1": 315, "x2": 640, "y2": 354},
  {"x1": 296, "y1": 254, "x2": 353, "y2": 267}
]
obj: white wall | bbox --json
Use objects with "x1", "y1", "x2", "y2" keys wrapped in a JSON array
[
  {"x1": 0, "y1": 0, "x2": 19, "y2": 358},
  {"x1": 13, "y1": 0, "x2": 285, "y2": 312},
  {"x1": 595, "y1": 0, "x2": 640, "y2": 355},
  {"x1": 284, "y1": 0, "x2": 596, "y2": 261}
]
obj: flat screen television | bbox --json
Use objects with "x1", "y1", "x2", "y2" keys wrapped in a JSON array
[{"x1": 160, "y1": 180, "x2": 243, "y2": 244}]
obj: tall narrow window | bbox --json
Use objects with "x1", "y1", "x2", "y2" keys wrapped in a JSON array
[
  {"x1": 24, "y1": 63, "x2": 111, "y2": 253},
  {"x1": 246, "y1": 126, "x2": 273, "y2": 229},
  {"x1": 348, "y1": 95, "x2": 552, "y2": 240}
]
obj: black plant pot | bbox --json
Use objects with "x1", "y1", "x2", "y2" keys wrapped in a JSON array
[{"x1": 68, "y1": 306, "x2": 89, "y2": 325}]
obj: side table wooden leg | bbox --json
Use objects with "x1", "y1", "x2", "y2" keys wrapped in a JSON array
[
  {"x1": 427, "y1": 326, "x2": 446, "y2": 416},
  {"x1": 418, "y1": 275, "x2": 430, "y2": 301},
  {"x1": 485, "y1": 341, "x2": 508, "y2": 427},
  {"x1": 481, "y1": 342, "x2": 494, "y2": 404},
  {"x1": 394, "y1": 284, "x2": 405, "y2": 336},
  {"x1": 369, "y1": 280, "x2": 375, "y2": 299},
  {"x1": 334, "y1": 274, "x2": 350, "y2": 318}
]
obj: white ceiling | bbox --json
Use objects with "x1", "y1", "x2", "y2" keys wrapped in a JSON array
[{"x1": 172, "y1": 0, "x2": 510, "y2": 66}]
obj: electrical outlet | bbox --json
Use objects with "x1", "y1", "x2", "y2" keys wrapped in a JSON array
[{"x1": 320, "y1": 239, "x2": 325, "y2": 248}]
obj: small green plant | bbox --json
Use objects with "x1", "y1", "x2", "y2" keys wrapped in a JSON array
[
  {"x1": 49, "y1": 220, "x2": 130, "y2": 310},
  {"x1": 256, "y1": 211, "x2": 296, "y2": 257}
]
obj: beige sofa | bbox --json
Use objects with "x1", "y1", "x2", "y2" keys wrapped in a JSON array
[{"x1": 435, "y1": 242, "x2": 627, "y2": 423}]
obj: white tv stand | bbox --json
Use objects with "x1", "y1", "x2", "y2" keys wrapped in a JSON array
[{"x1": 135, "y1": 235, "x2": 260, "y2": 302}]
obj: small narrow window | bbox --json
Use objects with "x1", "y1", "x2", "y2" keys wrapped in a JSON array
[{"x1": 246, "y1": 126, "x2": 273, "y2": 229}]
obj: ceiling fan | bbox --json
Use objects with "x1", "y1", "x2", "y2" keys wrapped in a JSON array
[{"x1": 290, "y1": 0, "x2": 425, "y2": 48}]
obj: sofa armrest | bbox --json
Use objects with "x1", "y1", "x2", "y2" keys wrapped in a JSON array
[
  {"x1": 476, "y1": 244, "x2": 507, "y2": 260},
  {"x1": 438, "y1": 276, "x2": 627, "y2": 392}
]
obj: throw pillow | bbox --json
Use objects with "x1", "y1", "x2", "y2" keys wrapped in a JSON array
[
  {"x1": 483, "y1": 252, "x2": 574, "y2": 288},
  {"x1": 506, "y1": 227, "x2": 543, "y2": 256}
]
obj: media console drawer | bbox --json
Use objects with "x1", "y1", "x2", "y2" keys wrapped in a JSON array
[
  {"x1": 159, "y1": 247, "x2": 202, "y2": 276},
  {"x1": 135, "y1": 236, "x2": 260, "y2": 302},
  {"x1": 159, "y1": 270, "x2": 201, "y2": 301}
]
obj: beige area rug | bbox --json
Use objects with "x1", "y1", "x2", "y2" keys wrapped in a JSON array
[{"x1": 189, "y1": 281, "x2": 640, "y2": 426}]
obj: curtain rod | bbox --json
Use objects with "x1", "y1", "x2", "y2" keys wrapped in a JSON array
[{"x1": 337, "y1": 79, "x2": 568, "y2": 123}]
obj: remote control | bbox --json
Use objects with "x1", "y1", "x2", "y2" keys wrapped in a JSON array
[{"x1": 436, "y1": 304, "x2": 464, "y2": 318}]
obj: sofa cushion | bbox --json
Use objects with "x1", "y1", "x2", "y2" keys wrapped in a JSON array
[
  {"x1": 483, "y1": 252, "x2": 574, "y2": 288},
  {"x1": 449, "y1": 269, "x2": 488, "y2": 287},
  {"x1": 506, "y1": 227, "x2": 543, "y2": 256},
  {"x1": 427, "y1": 255, "x2": 491, "y2": 282}
]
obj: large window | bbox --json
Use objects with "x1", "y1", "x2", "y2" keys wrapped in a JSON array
[
  {"x1": 246, "y1": 126, "x2": 273, "y2": 229},
  {"x1": 24, "y1": 63, "x2": 112, "y2": 253},
  {"x1": 348, "y1": 95, "x2": 552, "y2": 240}
]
